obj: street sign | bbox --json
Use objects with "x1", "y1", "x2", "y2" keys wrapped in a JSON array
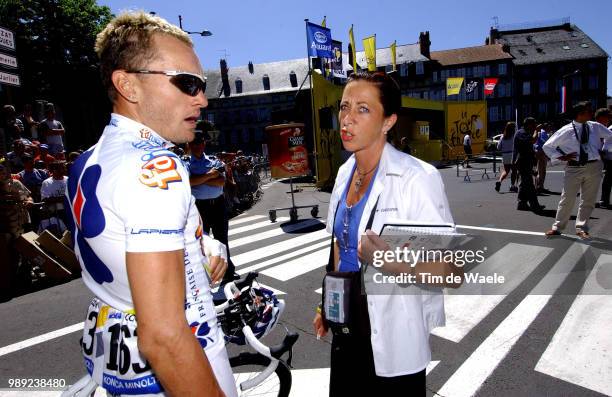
[
  {"x1": 0, "y1": 71, "x2": 20, "y2": 86},
  {"x1": 0, "y1": 27, "x2": 15, "y2": 51},
  {"x1": 0, "y1": 52, "x2": 17, "y2": 68}
]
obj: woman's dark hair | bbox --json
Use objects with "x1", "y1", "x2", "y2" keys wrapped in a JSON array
[
  {"x1": 503, "y1": 122, "x2": 516, "y2": 139},
  {"x1": 346, "y1": 71, "x2": 401, "y2": 117}
]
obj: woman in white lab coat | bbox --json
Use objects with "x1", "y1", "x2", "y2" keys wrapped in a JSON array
[{"x1": 312, "y1": 71, "x2": 456, "y2": 396}]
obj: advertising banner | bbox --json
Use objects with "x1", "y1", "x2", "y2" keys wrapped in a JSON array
[
  {"x1": 446, "y1": 102, "x2": 487, "y2": 158},
  {"x1": 306, "y1": 22, "x2": 333, "y2": 58},
  {"x1": 446, "y1": 77, "x2": 464, "y2": 96},
  {"x1": 363, "y1": 35, "x2": 376, "y2": 71},
  {"x1": 484, "y1": 78, "x2": 499, "y2": 95},
  {"x1": 331, "y1": 40, "x2": 346, "y2": 78},
  {"x1": 265, "y1": 123, "x2": 309, "y2": 178}
]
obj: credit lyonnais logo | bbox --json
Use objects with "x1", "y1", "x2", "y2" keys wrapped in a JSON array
[{"x1": 139, "y1": 155, "x2": 182, "y2": 189}]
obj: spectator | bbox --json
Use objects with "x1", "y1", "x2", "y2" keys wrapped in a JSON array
[
  {"x1": 495, "y1": 122, "x2": 517, "y2": 192},
  {"x1": 0, "y1": 157, "x2": 33, "y2": 301},
  {"x1": 16, "y1": 154, "x2": 48, "y2": 202},
  {"x1": 513, "y1": 117, "x2": 545, "y2": 213},
  {"x1": 39, "y1": 161, "x2": 68, "y2": 235},
  {"x1": 543, "y1": 102, "x2": 611, "y2": 239},
  {"x1": 6, "y1": 140, "x2": 27, "y2": 172},
  {"x1": 594, "y1": 108, "x2": 611, "y2": 209},
  {"x1": 2, "y1": 105, "x2": 24, "y2": 144},
  {"x1": 34, "y1": 144, "x2": 56, "y2": 169},
  {"x1": 38, "y1": 103, "x2": 66, "y2": 156},
  {"x1": 463, "y1": 132, "x2": 472, "y2": 168},
  {"x1": 534, "y1": 123, "x2": 551, "y2": 193},
  {"x1": 19, "y1": 104, "x2": 40, "y2": 141},
  {"x1": 188, "y1": 131, "x2": 236, "y2": 283}
]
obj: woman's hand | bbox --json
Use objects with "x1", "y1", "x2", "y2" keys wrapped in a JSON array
[
  {"x1": 312, "y1": 312, "x2": 328, "y2": 339},
  {"x1": 357, "y1": 230, "x2": 391, "y2": 266}
]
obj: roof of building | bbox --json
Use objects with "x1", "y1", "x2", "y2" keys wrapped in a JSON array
[
  {"x1": 204, "y1": 58, "x2": 310, "y2": 99},
  {"x1": 430, "y1": 44, "x2": 512, "y2": 66},
  {"x1": 494, "y1": 24, "x2": 608, "y2": 65},
  {"x1": 355, "y1": 43, "x2": 428, "y2": 68}
]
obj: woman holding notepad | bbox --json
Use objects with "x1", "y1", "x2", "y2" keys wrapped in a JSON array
[{"x1": 312, "y1": 71, "x2": 458, "y2": 396}]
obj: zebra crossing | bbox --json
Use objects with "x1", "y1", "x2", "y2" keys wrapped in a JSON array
[{"x1": 225, "y1": 213, "x2": 612, "y2": 396}]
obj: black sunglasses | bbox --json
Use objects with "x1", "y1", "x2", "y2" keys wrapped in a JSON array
[{"x1": 125, "y1": 70, "x2": 207, "y2": 96}]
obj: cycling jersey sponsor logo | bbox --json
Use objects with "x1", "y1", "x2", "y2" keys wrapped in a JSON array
[
  {"x1": 138, "y1": 155, "x2": 182, "y2": 189},
  {"x1": 139, "y1": 128, "x2": 151, "y2": 140},
  {"x1": 189, "y1": 321, "x2": 215, "y2": 348},
  {"x1": 130, "y1": 228, "x2": 184, "y2": 235},
  {"x1": 67, "y1": 149, "x2": 114, "y2": 285}
]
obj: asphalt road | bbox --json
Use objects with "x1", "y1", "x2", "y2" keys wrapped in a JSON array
[{"x1": 0, "y1": 160, "x2": 610, "y2": 396}]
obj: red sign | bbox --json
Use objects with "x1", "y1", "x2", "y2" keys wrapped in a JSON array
[
  {"x1": 265, "y1": 123, "x2": 309, "y2": 178},
  {"x1": 484, "y1": 78, "x2": 498, "y2": 95}
]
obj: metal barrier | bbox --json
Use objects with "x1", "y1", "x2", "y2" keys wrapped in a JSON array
[{"x1": 455, "y1": 151, "x2": 501, "y2": 182}]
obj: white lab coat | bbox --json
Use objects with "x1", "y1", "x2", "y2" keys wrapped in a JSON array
[{"x1": 326, "y1": 142, "x2": 454, "y2": 376}]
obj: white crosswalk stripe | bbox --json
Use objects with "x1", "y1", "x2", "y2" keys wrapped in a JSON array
[
  {"x1": 232, "y1": 229, "x2": 330, "y2": 267},
  {"x1": 230, "y1": 218, "x2": 323, "y2": 249},
  {"x1": 228, "y1": 217, "x2": 289, "y2": 236},
  {"x1": 534, "y1": 254, "x2": 612, "y2": 396},
  {"x1": 229, "y1": 214, "x2": 266, "y2": 227},
  {"x1": 437, "y1": 242, "x2": 587, "y2": 397},
  {"x1": 262, "y1": 248, "x2": 329, "y2": 281},
  {"x1": 433, "y1": 243, "x2": 554, "y2": 342},
  {"x1": 237, "y1": 240, "x2": 330, "y2": 275}
]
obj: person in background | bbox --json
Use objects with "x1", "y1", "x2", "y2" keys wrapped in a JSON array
[
  {"x1": 188, "y1": 131, "x2": 237, "y2": 283},
  {"x1": 543, "y1": 102, "x2": 612, "y2": 239},
  {"x1": 16, "y1": 153, "x2": 48, "y2": 202},
  {"x1": 495, "y1": 122, "x2": 517, "y2": 192},
  {"x1": 6, "y1": 140, "x2": 27, "y2": 173},
  {"x1": 40, "y1": 161, "x2": 68, "y2": 227},
  {"x1": 2, "y1": 105, "x2": 24, "y2": 144},
  {"x1": 513, "y1": 117, "x2": 545, "y2": 213},
  {"x1": 462, "y1": 131, "x2": 472, "y2": 168},
  {"x1": 594, "y1": 108, "x2": 611, "y2": 209},
  {"x1": 534, "y1": 123, "x2": 551, "y2": 193},
  {"x1": 19, "y1": 104, "x2": 40, "y2": 141},
  {"x1": 0, "y1": 158, "x2": 33, "y2": 301},
  {"x1": 34, "y1": 144, "x2": 56, "y2": 169},
  {"x1": 39, "y1": 103, "x2": 66, "y2": 156}
]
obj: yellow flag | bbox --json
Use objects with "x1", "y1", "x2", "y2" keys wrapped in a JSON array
[
  {"x1": 363, "y1": 35, "x2": 376, "y2": 72},
  {"x1": 349, "y1": 25, "x2": 357, "y2": 71},
  {"x1": 446, "y1": 77, "x2": 464, "y2": 96},
  {"x1": 321, "y1": 16, "x2": 326, "y2": 27},
  {"x1": 390, "y1": 41, "x2": 397, "y2": 72}
]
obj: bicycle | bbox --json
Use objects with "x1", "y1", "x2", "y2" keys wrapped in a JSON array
[{"x1": 61, "y1": 272, "x2": 298, "y2": 397}]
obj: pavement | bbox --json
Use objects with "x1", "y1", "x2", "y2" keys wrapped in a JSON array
[{"x1": 0, "y1": 160, "x2": 610, "y2": 396}]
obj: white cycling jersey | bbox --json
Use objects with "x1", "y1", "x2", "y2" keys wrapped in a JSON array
[{"x1": 66, "y1": 113, "x2": 231, "y2": 396}]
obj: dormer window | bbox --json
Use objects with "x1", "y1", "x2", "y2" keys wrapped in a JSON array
[
  {"x1": 263, "y1": 74, "x2": 270, "y2": 90},
  {"x1": 235, "y1": 78, "x2": 243, "y2": 94},
  {"x1": 289, "y1": 71, "x2": 298, "y2": 87}
]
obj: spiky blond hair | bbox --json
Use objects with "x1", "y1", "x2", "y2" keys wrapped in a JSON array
[{"x1": 95, "y1": 11, "x2": 192, "y2": 101}]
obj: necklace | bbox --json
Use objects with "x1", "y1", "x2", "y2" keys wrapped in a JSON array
[{"x1": 354, "y1": 163, "x2": 378, "y2": 193}]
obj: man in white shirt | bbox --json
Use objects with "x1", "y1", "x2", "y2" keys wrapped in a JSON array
[
  {"x1": 543, "y1": 102, "x2": 612, "y2": 239},
  {"x1": 40, "y1": 161, "x2": 68, "y2": 231},
  {"x1": 594, "y1": 108, "x2": 611, "y2": 209},
  {"x1": 65, "y1": 12, "x2": 234, "y2": 397},
  {"x1": 462, "y1": 132, "x2": 472, "y2": 168}
]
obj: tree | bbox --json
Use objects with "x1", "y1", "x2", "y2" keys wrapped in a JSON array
[{"x1": 0, "y1": 0, "x2": 113, "y2": 150}]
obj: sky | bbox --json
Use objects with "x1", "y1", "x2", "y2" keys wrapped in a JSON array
[{"x1": 100, "y1": 0, "x2": 612, "y2": 96}]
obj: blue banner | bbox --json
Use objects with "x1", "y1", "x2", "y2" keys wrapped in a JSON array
[{"x1": 307, "y1": 22, "x2": 333, "y2": 58}]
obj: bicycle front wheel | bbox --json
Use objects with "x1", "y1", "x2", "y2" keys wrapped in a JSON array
[{"x1": 230, "y1": 352, "x2": 292, "y2": 397}]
